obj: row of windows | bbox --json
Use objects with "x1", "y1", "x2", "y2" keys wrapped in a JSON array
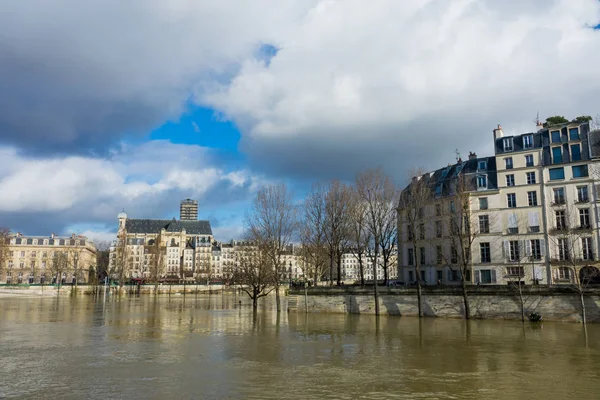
[
  {"x1": 501, "y1": 127, "x2": 581, "y2": 154},
  {"x1": 11, "y1": 238, "x2": 86, "y2": 246},
  {"x1": 549, "y1": 165, "x2": 588, "y2": 180}
]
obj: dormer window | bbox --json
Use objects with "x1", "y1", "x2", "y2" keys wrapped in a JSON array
[
  {"x1": 478, "y1": 160, "x2": 487, "y2": 171},
  {"x1": 551, "y1": 130, "x2": 561, "y2": 143},
  {"x1": 523, "y1": 135, "x2": 533, "y2": 149},
  {"x1": 503, "y1": 138, "x2": 513, "y2": 151},
  {"x1": 477, "y1": 175, "x2": 487, "y2": 189},
  {"x1": 569, "y1": 127, "x2": 580, "y2": 141}
]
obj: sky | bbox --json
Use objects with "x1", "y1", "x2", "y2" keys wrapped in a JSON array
[{"x1": 1, "y1": 0, "x2": 599, "y2": 245}]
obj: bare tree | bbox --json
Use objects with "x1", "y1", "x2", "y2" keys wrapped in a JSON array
[
  {"x1": 145, "y1": 233, "x2": 165, "y2": 293},
  {"x1": 324, "y1": 181, "x2": 351, "y2": 286},
  {"x1": 246, "y1": 184, "x2": 298, "y2": 313},
  {"x1": 447, "y1": 174, "x2": 478, "y2": 320},
  {"x1": 0, "y1": 227, "x2": 10, "y2": 283},
  {"x1": 347, "y1": 190, "x2": 371, "y2": 286},
  {"x1": 398, "y1": 168, "x2": 433, "y2": 318},
  {"x1": 356, "y1": 168, "x2": 397, "y2": 316},
  {"x1": 547, "y1": 202, "x2": 600, "y2": 325},
  {"x1": 379, "y1": 194, "x2": 398, "y2": 285},
  {"x1": 112, "y1": 236, "x2": 131, "y2": 289},
  {"x1": 230, "y1": 242, "x2": 276, "y2": 311},
  {"x1": 49, "y1": 250, "x2": 68, "y2": 292},
  {"x1": 301, "y1": 183, "x2": 329, "y2": 286}
]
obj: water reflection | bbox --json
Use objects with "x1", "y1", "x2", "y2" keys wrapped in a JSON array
[{"x1": 0, "y1": 295, "x2": 599, "y2": 399}]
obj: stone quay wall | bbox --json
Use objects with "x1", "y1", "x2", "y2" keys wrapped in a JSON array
[{"x1": 288, "y1": 286, "x2": 600, "y2": 323}]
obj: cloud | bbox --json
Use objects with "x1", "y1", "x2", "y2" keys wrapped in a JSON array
[
  {"x1": 0, "y1": 141, "x2": 265, "y2": 236},
  {"x1": 0, "y1": 0, "x2": 316, "y2": 155},
  {"x1": 202, "y1": 0, "x2": 600, "y2": 181},
  {"x1": 192, "y1": 121, "x2": 201, "y2": 133}
]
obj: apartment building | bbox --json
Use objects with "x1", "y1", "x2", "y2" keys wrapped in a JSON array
[
  {"x1": 1, "y1": 233, "x2": 97, "y2": 284},
  {"x1": 109, "y1": 211, "x2": 214, "y2": 282},
  {"x1": 398, "y1": 120, "x2": 600, "y2": 286},
  {"x1": 339, "y1": 251, "x2": 398, "y2": 283}
]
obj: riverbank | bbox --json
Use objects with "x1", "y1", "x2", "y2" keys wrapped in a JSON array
[
  {"x1": 288, "y1": 286, "x2": 600, "y2": 323},
  {"x1": 0, "y1": 283, "x2": 233, "y2": 297}
]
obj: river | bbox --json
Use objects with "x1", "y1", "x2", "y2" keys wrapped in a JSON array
[{"x1": 0, "y1": 294, "x2": 599, "y2": 399}]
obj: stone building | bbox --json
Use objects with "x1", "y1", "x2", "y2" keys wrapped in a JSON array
[
  {"x1": 180, "y1": 198, "x2": 199, "y2": 221},
  {"x1": 109, "y1": 211, "x2": 213, "y2": 282},
  {"x1": 398, "y1": 120, "x2": 600, "y2": 286},
  {"x1": 0, "y1": 232, "x2": 97, "y2": 284}
]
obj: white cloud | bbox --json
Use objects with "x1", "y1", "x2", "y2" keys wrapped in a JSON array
[
  {"x1": 0, "y1": 141, "x2": 266, "y2": 218},
  {"x1": 201, "y1": 0, "x2": 600, "y2": 179}
]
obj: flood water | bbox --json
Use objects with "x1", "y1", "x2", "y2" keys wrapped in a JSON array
[{"x1": 1, "y1": 294, "x2": 599, "y2": 399}]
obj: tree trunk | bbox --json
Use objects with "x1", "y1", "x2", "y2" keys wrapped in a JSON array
[
  {"x1": 580, "y1": 290, "x2": 587, "y2": 325},
  {"x1": 253, "y1": 287, "x2": 258, "y2": 311},
  {"x1": 373, "y1": 246, "x2": 380, "y2": 316},
  {"x1": 518, "y1": 287, "x2": 525, "y2": 323},
  {"x1": 329, "y1": 256, "x2": 334, "y2": 286},
  {"x1": 359, "y1": 257, "x2": 365, "y2": 286},
  {"x1": 313, "y1": 267, "x2": 318, "y2": 287},
  {"x1": 336, "y1": 252, "x2": 342, "y2": 286},
  {"x1": 461, "y1": 276, "x2": 471, "y2": 320},
  {"x1": 416, "y1": 279, "x2": 423, "y2": 318}
]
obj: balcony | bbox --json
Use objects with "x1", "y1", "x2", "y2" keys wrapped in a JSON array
[
  {"x1": 576, "y1": 197, "x2": 589, "y2": 204},
  {"x1": 576, "y1": 224, "x2": 593, "y2": 232},
  {"x1": 551, "y1": 199, "x2": 566, "y2": 206}
]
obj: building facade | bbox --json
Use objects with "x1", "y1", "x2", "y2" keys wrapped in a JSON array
[
  {"x1": 180, "y1": 199, "x2": 199, "y2": 221},
  {"x1": 398, "y1": 120, "x2": 600, "y2": 286},
  {"x1": 0, "y1": 233, "x2": 97, "y2": 284},
  {"x1": 109, "y1": 212, "x2": 214, "y2": 282}
]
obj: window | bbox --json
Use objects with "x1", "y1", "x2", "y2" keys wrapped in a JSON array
[
  {"x1": 525, "y1": 154, "x2": 534, "y2": 167},
  {"x1": 527, "y1": 191, "x2": 538, "y2": 206},
  {"x1": 450, "y1": 246, "x2": 458, "y2": 264},
  {"x1": 526, "y1": 172, "x2": 536, "y2": 184},
  {"x1": 449, "y1": 201, "x2": 455, "y2": 213},
  {"x1": 506, "y1": 266, "x2": 524, "y2": 277},
  {"x1": 435, "y1": 204, "x2": 441, "y2": 216},
  {"x1": 480, "y1": 243, "x2": 491, "y2": 263},
  {"x1": 477, "y1": 175, "x2": 487, "y2": 189},
  {"x1": 436, "y1": 246, "x2": 443, "y2": 265},
  {"x1": 479, "y1": 215, "x2": 490, "y2": 233},
  {"x1": 418, "y1": 207, "x2": 424, "y2": 218},
  {"x1": 507, "y1": 193, "x2": 516, "y2": 208},
  {"x1": 419, "y1": 224, "x2": 425, "y2": 240},
  {"x1": 551, "y1": 130, "x2": 561, "y2": 143},
  {"x1": 42, "y1": 252, "x2": 47, "y2": 258},
  {"x1": 572, "y1": 165, "x2": 589, "y2": 178},
  {"x1": 549, "y1": 167, "x2": 565, "y2": 180},
  {"x1": 503, "y1": 138, "x2": 513, "y2": 151},
  {"x1": 41, "y1": 261, "x2": 46, "y2": 269},
  {"x1": 506, "y1": 174, "x2": 515, "y2": 187},
  {"x1": 558, "y1": 238, "x2": 570, "y2": 261},
  {"x1": 552, "y1": 147, "x2": 562, "y2": 164},
  {"x1": 407, "y1": 225, "x2": 413, "y2": 241},
  {"x1": 479, "y1": 198, "x2": 488, "y2": 210},
  {"x1": 569, "y1": 127, "x2": 580, "y2": 140},
  {"x1": 577, "y1": 186, "x2": 589, "y2": 202},
  {"x1": 555, "y1": 210, "x2": 567, "y2": 230},
  {"x1": 478, "y1": 160, "x2": 487, "y2": 170},
  {"x1": 508, "y1": 240, "x2": 520, "y2": 261},
  {"x1": 553, "y1": 188, "x2": 565, "y2": 204},
  {"x1": 582, "y1": 237, "x2": 593, "y2": 260},
  {"x1": 20, "y1": 251, "x2": 24, "y2": 257},
  {"x1": 435, "y1": 221, "x2": 442, "y2": 238},
  {"x1": 408, "y1": 270, "x2": 414, "y2": 282},
  {"x1": 523, "y1": 135, "x2": 533, "y2": 149},
  {"x1": 505, "y1": 157, "x2": 513, "y2": 169},
  {"x1": 558, "y1": 267, "x2": 571, "y2": 280},
  {"x1": 571, "y1": 144, "x2": 581, "y2": 161},
  {"x1": 579, "y1": 208, "x2": 590, "y2": 228},
  {"x1": 31, "y1": 251, "x2": 36, "y2": 257},
  {"x1": 419, "y1": 247, "x2": 426, "y2": 265},
  {"x1": 530, "y1": 239, "x2": 542, "y2": 260}
]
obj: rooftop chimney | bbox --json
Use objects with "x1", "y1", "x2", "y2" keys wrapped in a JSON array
[
  {"x1": 468, "y1": 151, "x2": 477, "y2": 160},
  {"x1": 493, "y1": 124, "x2": 504, "y2": 140},
  {"x1": 536, "y1": 120, "x2": 544, "y2": 131}
]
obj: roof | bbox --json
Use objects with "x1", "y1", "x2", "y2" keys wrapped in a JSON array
[{"x1": 125, "y1": 219, "x2": 212, "y2": 235}]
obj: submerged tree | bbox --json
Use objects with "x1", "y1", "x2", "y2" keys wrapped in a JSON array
[
  {"x1": 246, "y1": 184, "x2": 298, "y2": 313},
  {"x1": 0, "y1": 227, "x2": 10, "y2": 283},
  {"x1": 356, "y1": 168, "x2": 397, "y2": 316},
  {"x1": 398, "y1": 168, "x2": 432, "y2": 318},
  {"x1": 231, "y1": 243, "x2": 276, "y2": 311},
  {"x1": 301, "y1": 183, "x2": 329, "y2": 286},
  {"x1": 324, "y1": 180, "x2": 351, "y2": 286}
]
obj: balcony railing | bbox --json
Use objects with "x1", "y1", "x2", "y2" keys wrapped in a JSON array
[
  {"x1": 552, "y1": 199, "x2": 566, "y2": 206},
  {"x1": 576, "y1": 197, "x2": 589, "y2": 203}
]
